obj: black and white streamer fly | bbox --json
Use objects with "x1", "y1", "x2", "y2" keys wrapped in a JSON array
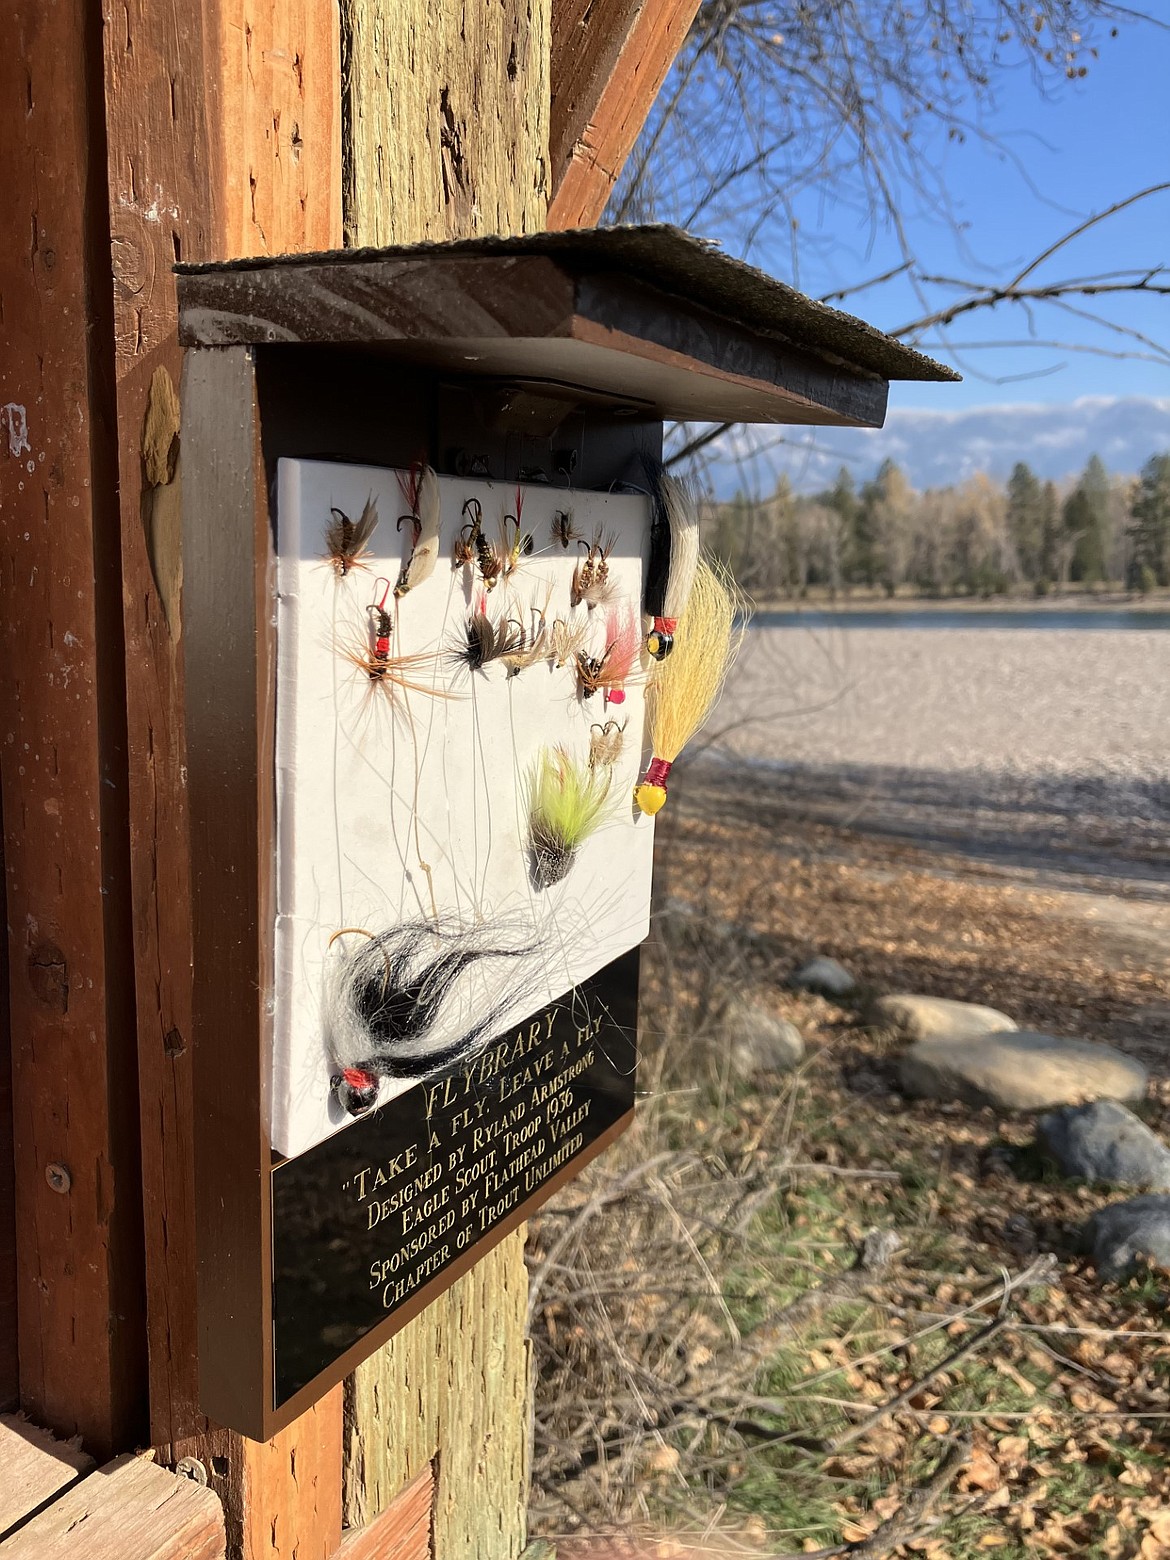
[{"x1": 325, "y1": 921, "x2": 541, "y2": 1115}]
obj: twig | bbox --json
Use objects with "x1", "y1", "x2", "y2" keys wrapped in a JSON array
[
  {"x1": 703, "y1": 1229, "x2": 903, "y2": 1398},
  {"x1": 824, "y1": 1312, "x2": 1009, "y2": 1454},
  {"x1": 527, "y1": 1153, "x2": 685, "y2": 1323},
  {"x1": 836, "y1": 1436, "x2": 974, "y2": 1559}
]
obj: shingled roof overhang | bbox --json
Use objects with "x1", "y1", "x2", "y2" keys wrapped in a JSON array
[{"x1": 177, "y1": 224, "x2": 957, "y2": 431}]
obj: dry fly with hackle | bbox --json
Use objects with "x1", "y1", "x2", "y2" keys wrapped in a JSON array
[
  {"x1": 452, "y1": 596, "x2": 529, "y2": 673},
  {"x1": 338, "y1": 575, "x2": 447, "y2": 705},
  {"x1": 453, "y1": 497, "x2": 501, "y2": 589},
  {"x1": 499, "y1": 487, "x2": 535, "y2": 586},
  {"x1": 325, "y1": 494, "x2": 379, "y2": 577},
  {"x1": 574, "y1": 606, "x2": 639, "y2": 707},
  {"x1": 502, "y1": 594, "x2": 553, "y2": 679},
  {"x1": 588, "y1": 719, "x2": 626, "y2": 769},
  {"x1": 571, "y1": 529, "x2": 618, "y2": 609},
  {"x1": 549, "y1": 616, "x2": 590, "y2": 669},
  {"x1": 551, "y1": 509, "x2": 581, "y2": 549}
]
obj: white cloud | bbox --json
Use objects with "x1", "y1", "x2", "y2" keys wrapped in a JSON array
[{"x1": 697, "y1": 396, "x2": 1170, "y2": 496}]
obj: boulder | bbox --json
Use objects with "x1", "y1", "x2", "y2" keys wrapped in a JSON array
[
  {"x1": 899, "y1": 1031, "x2": 1147, "y2": 1112},
  {"x1": 789, "y1": 956, "x2": 855, "y2": 1000},
  {"x1": 726, "y1": 1000, "x2": 804, "y2": 1078},
  {"x1": 872, "y1": 993, "x2": 1017, "y2": 1043},
  {"x1": 1087, "y1": 1195, "x2": 1170, "y2": 1280},
  {"x1": 1039, "y1": 1101, "x2": 1170, "y2": 1191}
]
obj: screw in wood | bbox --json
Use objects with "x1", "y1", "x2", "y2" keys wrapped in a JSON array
[
  {"x1": 175, "y1": 1457, "x2": 209, "y2": 1485},
  {"x1": 44, "y1": 1163, "x2": 71, "y2": 1194}
]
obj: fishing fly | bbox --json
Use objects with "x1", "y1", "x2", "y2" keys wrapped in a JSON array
[
  {"x1": 453, "y1": 594, "x2": 528, "y2": 673},
  {"x1": 588, "y1": 719, "x2": 627, "y2": 769},
  {"x1": 527, "y1": 746, "x2": 615, "y2": 888},
  {"x1": 570, "y1": 529, "x2": 618, "y2": 609},
  {"x1": 549, "y1": 615, "x2": 590, "y2": 669},
  {"x1": 499, "y1": 488, "x2": 534, "y2": 585},
  {"x1": 501, "y1": 596, "x2": 552, "y2": 679},
  {"x1": 325, "y1": 921, "x2": 541, "y2": 1115},
  {"x1": 324, "y1": 494, "x2": 379, "y2": 577},
  {"x1": 634, "y1": 554, "x2": 746, "y2": 815},
  {"x1": 453, "y1": 497, "x2": 501, "y2": 590},
  {"x1": 642, "y1": 465, "x2": 700, "y2": 660},
  {"x1": 574, "y1": 605, "x2": 639, "y2": 707},
  {"x1": 394, "y1": 463, "x2": 441, "y2": 597},
  {"x1": 551, "y1": 509, "x2": 580, "y2": 549},
  {"x1": 339, "y1": 576, "x2": 445, "y2": 701}
]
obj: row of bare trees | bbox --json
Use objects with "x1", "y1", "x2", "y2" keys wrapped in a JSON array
[{"x1": 705, "y1": 452, "x2": 1170, "y2": 599}]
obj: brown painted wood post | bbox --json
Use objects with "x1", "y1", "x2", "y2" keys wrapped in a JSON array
[
  {"x1": 0, "y1": 0, "x2": 147, "y2": 1461},
  {"x1": 547, "y1": 0, "x2": 703, "y2": 229}
]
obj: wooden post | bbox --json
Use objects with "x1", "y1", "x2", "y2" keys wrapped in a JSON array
[
  {"x1": 0, "y1": 0, "x2": 147, "y2": 1460},
  {"x1": 99, "y1": 0, "x2": 343, "y2": 1553},
  {"x1": 547, "y1": 0, "x2": 702, "y2": 229},
  {"x1": 338, "y1": 3, "x2": 549, "y2": 1553},
  {"x1": 343, "y1": 0, "x2": 550, "y2": 246},
  {"x1": 4, "y1": 0, "x2": 703, "y2": 1548}
]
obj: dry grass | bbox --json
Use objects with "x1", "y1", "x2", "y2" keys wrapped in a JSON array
[{"x1": 526, "y1": 768, "x2": 1170, "y2": 1558}]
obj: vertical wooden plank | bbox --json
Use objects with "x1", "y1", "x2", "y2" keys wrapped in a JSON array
[
  {"x1": 344, "y1": 1236, "x2": 531, "y2": 1559},
  {"x1": 546, "y1": 0, "x2": 701, "y2": 229},
  {"x1": 343, "y1": 0, "x2": 550, "y2": 246},
  {"x1": 216, "y1": 0, "x2": 343, "y2": 258},
  {"x1": 0, "y1": 0, "x2": 146, "y2": 1459},
  {"x1": 100, "y1": 1, "x2": 342, "y2": 1554},
  {"x1": 340, "y1": 6, "x2": 551, "y2": 1551},
  {"x1": 239, "y1": 1393, "x2": 344, "y2": 1559},
  {"x1": 0, "y1": 830, "x2": 16, "y2": 1413}
]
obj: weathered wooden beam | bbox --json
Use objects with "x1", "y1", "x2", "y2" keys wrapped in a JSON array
[
  {"x1": 339, "y1": 5, "x2": 550, "y2": 1546},
  {"x1": 0, "y1": 1414, "x2": 94, "y2": 1540},
  {"x1": 342, "y1": 0, "x2": 551, "y2": 245},
  {"x1": 335, "y1": 1464, "x2": 433, "y2": 1560},
  {"x1": 99, "y1": 1, "x2": 343, "y2": 1553},
  {"x1": 0, "y1": 1453, "x2": 224, "y2": 1560},
  {"x1": 547, "y1": 0, "x2": 701, "y2": 229},
  {"x1": 0, "y1": 0, "x2": 147, "y2": 1461},
  {"x1": 344, "y1": 1236, "x2": 531, "y2": 1560}
]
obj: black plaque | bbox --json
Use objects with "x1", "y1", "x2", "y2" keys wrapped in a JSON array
[{"x1": 270, "y1": 949, "x2": 639, "y2": 1406}]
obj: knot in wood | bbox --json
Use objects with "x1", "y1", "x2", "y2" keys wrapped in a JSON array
[{"x1": 28, "y1": 941, "x2": 68, "y2": 1012}]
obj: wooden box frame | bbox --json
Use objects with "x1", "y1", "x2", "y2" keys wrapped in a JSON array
[{"x1": 181, "y1": 346, "x2": 665, "y2": 1439}]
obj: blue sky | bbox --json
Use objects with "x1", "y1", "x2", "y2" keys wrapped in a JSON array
[{"x1": 669, "y1": 11, "x2": 1170, "y2": 413}]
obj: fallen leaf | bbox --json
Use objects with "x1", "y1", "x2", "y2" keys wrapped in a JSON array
[
  {"x1": 962, "y1": 1446, "x2": 1002, "y2": 1492},
  {"x1": 997, "y1": 1435, "x2": 1030, "y2": 1463},
  {"x1": 646, "y1": 1445, "x2": 679, "y2": 1474}
]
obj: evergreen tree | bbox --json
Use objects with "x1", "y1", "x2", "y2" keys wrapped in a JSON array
[
  {"x1": 822, "y1": 467, "x2": 861, "y2": 587},
  {"x1": 1037, "y1": 480, "x2": 1061, "y2": 592},
  {"x1": 1128, "y1": 453, "x2": 1170, "y2": 588},
  {"x1": 1066, "y1": 454, "x2": 1110, "y2": 585},
  {"x1": 1006, "y1": 462, "x2": 1044, "y2": 584},
  {"x1": 858, "y1": 458, "x2": 912, "y2": 594}
]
